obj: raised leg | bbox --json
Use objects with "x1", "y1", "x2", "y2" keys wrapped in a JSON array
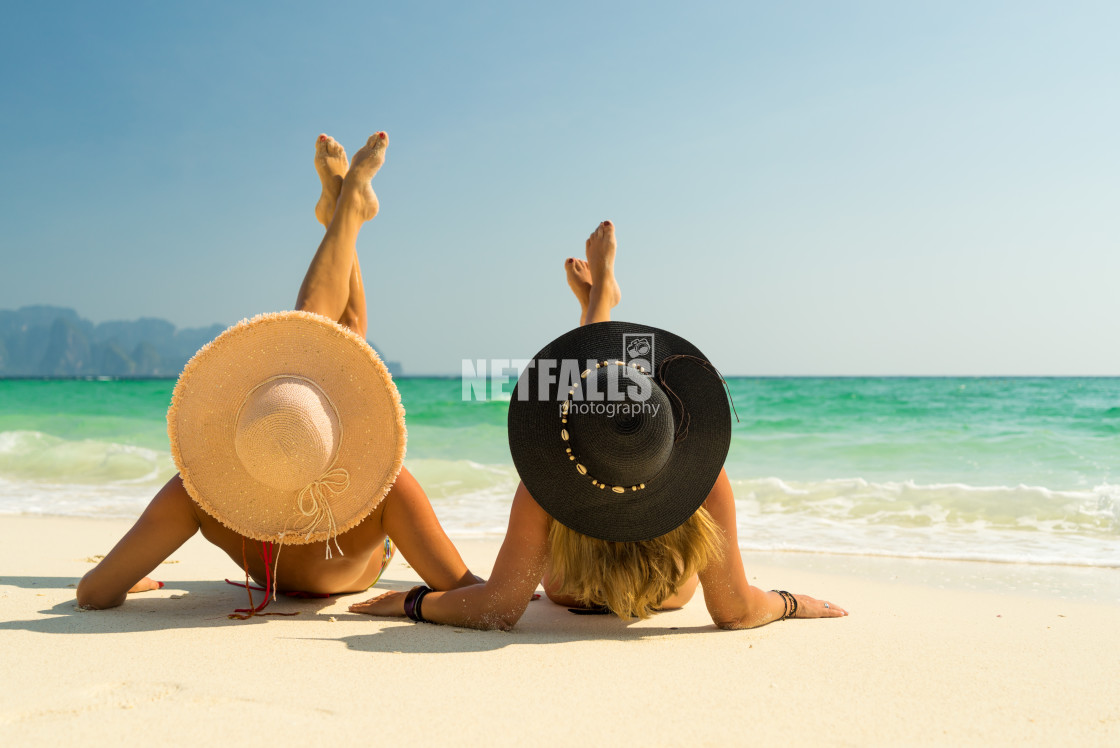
[
  {"x1": 297, "y1": 132, "x2": 387, "y2": 331},
  {"x1": 564, "y1": 257, "x2": 592, "y2": 326},
  {"x1": 312, "y1": 134, "x2": 369, "y2": 337},
  {"x1": 338, "y1": 257, "x2": 367, "y2": 338},
  {"x1": 566, "y1": 221, "x2": 621, "y2": 327},
  {"x1": 313, "y1": 134, "x2": 349, "y2": 228}
]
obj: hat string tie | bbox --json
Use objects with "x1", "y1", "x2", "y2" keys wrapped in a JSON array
[
  {"x1": 656, "y1": 355, "x2": 741, "y2": 444},
  {"x1": 225, "y1": 537, "x2": 300, "y2": 620},
  {"x1": 297, "y1": 467, "x2": 350, "y2": 559}
]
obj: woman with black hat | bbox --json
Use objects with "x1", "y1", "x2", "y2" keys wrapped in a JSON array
[{"x1": 351, "y1": 221, "x2": 847, "y2": 629}]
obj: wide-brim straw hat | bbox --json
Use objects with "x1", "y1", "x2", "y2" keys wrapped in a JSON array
[
  {"x1": 168, "y1": 310, "x2": 406, "y2": 545},
  {"x1": 507, "y1": 321, "x2": 732, "y2": 542}
]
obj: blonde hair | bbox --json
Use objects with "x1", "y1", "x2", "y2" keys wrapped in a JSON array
[{"x1": 547, "y1": 506, "x2": 724, "y2": 620}]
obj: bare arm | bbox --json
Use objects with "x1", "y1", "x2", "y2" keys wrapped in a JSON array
[
  {"x1": 351, "y1": 481, "x2": 549, "y2": 629},
  {"x1": 378, "y1": 466, "x2": 480, "y2": 590},
  {"x1": 76, "y1": 475, "x2": 201, "y2": 609},
  {"x1": 698, "y1": 469, "x2": 847, "y2": 629}
]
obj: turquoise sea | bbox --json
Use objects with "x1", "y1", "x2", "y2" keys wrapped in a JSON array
[{"x1": 1, "y1": 378, "x2": 1117, "y2": 567}]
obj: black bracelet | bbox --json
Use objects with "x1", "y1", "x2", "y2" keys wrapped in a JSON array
[
  {"x1": 772, "y1": 590, "x2": 797, "y2": 620},
  {"x1": 771, "y1": 589, "x2": 786, "y2": 619},
  {"x1": 414, "y1": 586, "x2": 431, "y2": 623},
  {"x1": 404, "y1": 585, "x2": 432, "y2": 622}
]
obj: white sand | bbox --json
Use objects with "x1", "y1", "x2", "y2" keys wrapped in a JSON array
[{"x1": 1, "y1": 515, "x2": 1118, "y2": 746}]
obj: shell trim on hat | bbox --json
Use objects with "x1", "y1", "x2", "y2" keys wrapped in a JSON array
[{"x1": 560, "y1": 360, "x2": 652, "y2": 495}]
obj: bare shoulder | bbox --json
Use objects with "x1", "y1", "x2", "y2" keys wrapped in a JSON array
[
  {"x1": 508, "y1": 482, "x2": 552, "y2": 541},
  {"x1": 145, "y1": 474, "x2": 206, "y2": 527},
  {"x1": 700, "y1": 468, "x2": 737, "y2": 533}
]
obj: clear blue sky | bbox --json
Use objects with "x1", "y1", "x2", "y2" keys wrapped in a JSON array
[{"x1": 2, "y1": 1, "x2": 1117, "y2": 375}]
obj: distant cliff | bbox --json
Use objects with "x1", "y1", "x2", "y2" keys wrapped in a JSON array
[{"x1": 0, "y1": 306, "x2": 403, "y2": 378}]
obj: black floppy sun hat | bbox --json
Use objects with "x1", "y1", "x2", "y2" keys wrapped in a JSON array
[{"x1": 507, "y1": 321, "x2": 733, "y2": 542}]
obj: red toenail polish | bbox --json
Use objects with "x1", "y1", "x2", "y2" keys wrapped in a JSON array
[
  {"x1": 157, "y1": 581, "x2": 165, "y2": 589},
  {"x1": 319, "y1": 135, "x2": 326, "y2": 141}
]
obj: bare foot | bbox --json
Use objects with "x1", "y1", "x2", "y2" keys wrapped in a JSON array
[
  {"x1": 585, "y1": 221, "x2": 621, "y2": 314},
  {"x1": 337, "y1": 132, "x2": 388, "y2": 223},
  {"x1": 314, "y1": 134, "x2": 349, "y2": 227},
  {"x1": 128, "y1": 577, "x2": 163, "y2": 594},
  {"x1": 565, "y1": 257, "x2": 592, "y2": 323}
]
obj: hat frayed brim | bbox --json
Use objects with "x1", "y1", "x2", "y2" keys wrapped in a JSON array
[{"x1": 168, "y1": 311, "x2": 406, "y2": 544}]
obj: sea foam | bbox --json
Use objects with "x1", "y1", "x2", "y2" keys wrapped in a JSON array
[
  {"x1": 2, "y1": 427, "x2": 1117, "y2": 567},
  {"x1": 730, "y1": 476, "x2": 1120, "y2": 567}
]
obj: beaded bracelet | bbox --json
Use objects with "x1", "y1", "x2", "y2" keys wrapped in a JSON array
[
  {"x1": 404, "y1": 585, "x2": 433, "y2": 622},
  {"x1": 772, "y1": 590, "x2": 798, "y2": 620}
]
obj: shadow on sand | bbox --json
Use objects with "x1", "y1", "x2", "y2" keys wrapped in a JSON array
[
  {"x1": 0, "y1": 574, "x2": 415, "y2": 635},
  {"x1": 1, "y1": 574, "x2": 721, "y2": 652}
]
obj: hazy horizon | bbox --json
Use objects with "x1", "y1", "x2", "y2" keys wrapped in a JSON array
[{"x1": 3, "y1": 301, "x2": 1119, "y2": 378}]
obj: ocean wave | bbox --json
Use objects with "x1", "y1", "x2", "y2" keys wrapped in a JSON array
[
  {"x1": 2, "y1": 430, "x2": 1116, "y2": 567},
  {"x1": 0, "y1": 475, "x2": 167, "y2": 518},
  {"x1": 729, "y1": 476, "x2": 1119, "y2": 535},
  {"x1": 728, "y1": 476, "x2": 1120, "y2": 568},
  {"x1": 0, "y1": 430, "x2": 175, "y2": 485},
  {"x1": 405, "y1": 457, "x2": 519, "y2": 502}
]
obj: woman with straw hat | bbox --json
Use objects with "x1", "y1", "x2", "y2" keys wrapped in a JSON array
[
  {"x1": 77, "y1": 132, "x2": 480, "y2": 613},
  {"x1": 351, "y1": 221, "x2": 847, "y2": 629}
]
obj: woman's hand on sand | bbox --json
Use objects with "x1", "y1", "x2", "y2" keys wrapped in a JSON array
[
  {"x1": 127, "y1": 577, "x2": 163, "y2": 594},
  {"x1": 349, "y1": 590, "x2": 406, "y2": 618},
  {"x1": 793, "y1": 594, "x2": 847, "y2": 618}
]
